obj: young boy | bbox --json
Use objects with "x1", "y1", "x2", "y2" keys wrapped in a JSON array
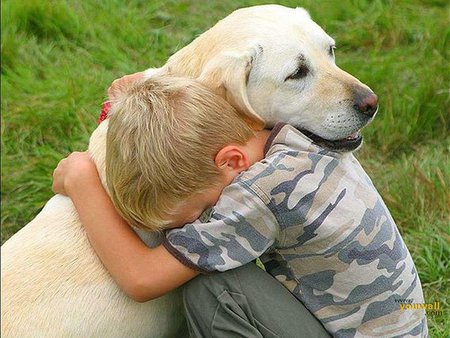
[{"x1": 53, "y1": 76, "x2": 427, "y2": 337}]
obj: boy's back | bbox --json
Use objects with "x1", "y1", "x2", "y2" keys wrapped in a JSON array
[{"x1": 165, "y1": 123, "x2": 427, "y2": 337}]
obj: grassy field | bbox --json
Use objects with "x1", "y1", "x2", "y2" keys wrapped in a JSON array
[{"x1": 1, "y1": 0, "x2": 449, "y2": 335}]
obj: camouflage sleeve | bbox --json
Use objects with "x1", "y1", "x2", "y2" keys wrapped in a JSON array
[{"x1": 163, "y1": 182, "x2": 279, "y2": 273}]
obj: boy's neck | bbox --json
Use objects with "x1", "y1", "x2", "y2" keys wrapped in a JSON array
[{"x1": 244, "y1": 130, "x2": 272, "y2": 166}]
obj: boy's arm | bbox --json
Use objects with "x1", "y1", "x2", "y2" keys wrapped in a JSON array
[
  {"x1": 53, "y1": 152, "x2": 198, "y2": 302},
  {"x1": 164, "y1": 180, "x2": 278, "y2": 274}
]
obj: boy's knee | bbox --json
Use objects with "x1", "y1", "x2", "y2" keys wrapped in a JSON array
[
  {"x1": 183, "y1": 264, "x2": 266, "y2": 313},
  {"x1": 183, "y1": 275, "x2": 207, "y2": 307},
  {"x1": 183, "y1": 274, "x2": 214, "y2": 310},
  {"x1": 183, "y1": 271, "x2": 236, "y2": 309}
]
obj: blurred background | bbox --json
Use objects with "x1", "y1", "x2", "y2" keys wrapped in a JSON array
[{"x1": 1, "y1": 0, "x2": 449, "y2": 335}]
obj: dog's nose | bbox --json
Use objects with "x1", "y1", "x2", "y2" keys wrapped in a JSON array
[{"x1": 354, "y1": 92, "x2": 378, "y2": 117}]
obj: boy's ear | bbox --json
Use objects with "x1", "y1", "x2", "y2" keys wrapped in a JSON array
[{"x1": 215, "y1": 146, "x2": 250, "y2": 173}]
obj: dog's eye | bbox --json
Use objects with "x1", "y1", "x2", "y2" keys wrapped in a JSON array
[
  {"x1": 286, "y1": 65, "x2": 309, "y2": 81},
  {"x1": 329, "y1": 45, "x2": 336, "y2": 58}
]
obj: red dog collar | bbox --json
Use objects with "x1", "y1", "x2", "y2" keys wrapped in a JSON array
[{"x1": 98, "y1": 101, "x2": 111, "y2": 124}]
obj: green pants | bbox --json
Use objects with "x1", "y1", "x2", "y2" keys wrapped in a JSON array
[{"x1": 183, "y1": 263, "x2": 331, "y2": 338}]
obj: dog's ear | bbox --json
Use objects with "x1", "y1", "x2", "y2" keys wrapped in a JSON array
[{"x1": 197, "y1": 47, "x2": 265, "y2": 130}]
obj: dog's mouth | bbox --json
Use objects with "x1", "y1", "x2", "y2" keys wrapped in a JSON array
[{"x1": 298, "y1": 129, "x2": 362, "y2": 152}]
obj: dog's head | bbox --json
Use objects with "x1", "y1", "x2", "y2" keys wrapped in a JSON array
[{"x1": 149, "y1": 4, "x2": 378, "y2": 151}]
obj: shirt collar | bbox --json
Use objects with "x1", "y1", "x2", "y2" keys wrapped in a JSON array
[{"x1": 263, "y1": 122, "x2": 287, "y2": 156}]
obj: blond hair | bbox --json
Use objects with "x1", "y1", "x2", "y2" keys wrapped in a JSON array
[{"x1": 105, "y1": 76, "x2": 255, "y2": 231}]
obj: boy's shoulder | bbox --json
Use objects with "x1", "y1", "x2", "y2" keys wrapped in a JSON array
[
  {"x1": 233, "y1": 123, "x2": 351, "y2": 201},
  {"x1": 228, "y1": 123, "x2": 387, "y2": 235}
]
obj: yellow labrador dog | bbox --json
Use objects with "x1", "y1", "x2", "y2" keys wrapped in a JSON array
[{"x1": 1, "y1": 5, "x2": 377, "y2": 337}]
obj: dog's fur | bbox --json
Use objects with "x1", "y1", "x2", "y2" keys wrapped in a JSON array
[{"x1": 1, "y1": 5, "x2": 376, "y2": 337}]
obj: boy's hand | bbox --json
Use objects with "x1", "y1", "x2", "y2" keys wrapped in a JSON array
[
  {"x1": 52, "y1": 152, "x2": 100, "y2": 196},
  {"x1": 108, "y1": 72, "x2": 145, "y2": 100}
]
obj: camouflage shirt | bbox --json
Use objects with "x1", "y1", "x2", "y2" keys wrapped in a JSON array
[{"x1": 164, "y1": 123, "x2": 428, "y2": 337}]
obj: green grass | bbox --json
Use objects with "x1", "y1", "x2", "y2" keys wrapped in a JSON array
[{"x1": 1, "y1": 0, "x2": 449, "y2": 335}]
